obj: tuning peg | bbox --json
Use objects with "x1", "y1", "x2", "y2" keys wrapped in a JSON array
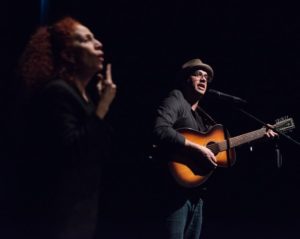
[{"x1": 275, "y1": 115, "x2": 289, "y2": 123}]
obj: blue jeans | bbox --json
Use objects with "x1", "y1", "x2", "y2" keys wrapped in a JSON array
[{"x1": 164, "y1": 197, "x2": 203, "y2": 239}]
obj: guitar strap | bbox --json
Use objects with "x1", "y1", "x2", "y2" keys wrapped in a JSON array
[
  {"x1": 223, "y1": 125, "x2": 233, "y2": 167},
  {"x1": 196, "y1": 107, "x2": 217, "y2": 128}
]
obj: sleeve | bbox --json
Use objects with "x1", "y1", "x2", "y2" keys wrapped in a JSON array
[{"x1": 153, "y1": 90, "x2": 186, "y2": 149}]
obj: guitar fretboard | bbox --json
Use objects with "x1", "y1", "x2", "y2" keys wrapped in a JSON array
[{"x1": 218, "y1": 128, "x2": 266, "y2": 151}]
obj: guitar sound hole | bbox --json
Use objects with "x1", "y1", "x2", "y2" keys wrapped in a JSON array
[{"x1": 207, "y1": 142, "x2": 218, "y2": 155}]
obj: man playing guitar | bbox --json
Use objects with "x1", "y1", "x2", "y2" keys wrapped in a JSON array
[{"x1": 152, "y1": 58, "x2": 277, "y2": 239}]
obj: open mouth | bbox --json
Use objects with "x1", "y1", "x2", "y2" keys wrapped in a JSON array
[{"x1": 198, "y1": 84, "x2": 206, "y2": 90}]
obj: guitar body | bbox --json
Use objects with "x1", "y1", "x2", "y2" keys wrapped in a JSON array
[{"x1": 169, "y1": 125, "x2": 236, "y2": 188}]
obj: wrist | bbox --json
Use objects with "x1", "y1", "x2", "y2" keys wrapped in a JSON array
[{"x1": 96, "y1": 103, "x2": 109, "y2": 119}]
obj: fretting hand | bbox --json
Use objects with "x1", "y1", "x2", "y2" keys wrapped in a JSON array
[{"x1": 265, "y1": 124, "x2": 278, "y2": 138}]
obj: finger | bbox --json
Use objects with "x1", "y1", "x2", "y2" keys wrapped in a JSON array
[
  {"x1": 105, "y1": 64, "x2": 113, "y2": 84},
  {"x1": 211, "y1": 155, "x2": 218, "y2": 164},
  {"x1": 207, "y1": 148, "x2": 215, "y2": 158},
  {"x1": 268, "y1": 130, "x2": 277, "y2": 137},
  {"x1": 97, "y1": 81, "x2": 103, "y2": 91},
  {"x1": 271, "y1": 131, "x2": 278, "y2": 137},
  {"x1": 207, "y1": 150, "x2": 217, "y2": 165},
  {"x1": 210, "y1": 157, "x2": 218, "y2": 166},
  {"x1": 97, "y1": 73, "x2": 104, "y2": 82}
]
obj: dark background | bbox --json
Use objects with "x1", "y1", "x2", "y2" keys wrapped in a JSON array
[{"x1": 1, "y1": 0, "x2": 300, "y2": 238}]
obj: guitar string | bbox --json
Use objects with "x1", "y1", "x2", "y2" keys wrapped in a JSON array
[{"x1": 206, "y1": 143, "x2": 219, "y2": 155}]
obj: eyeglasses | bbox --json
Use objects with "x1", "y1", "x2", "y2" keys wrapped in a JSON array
[{"x1": 191, "y1": 70, "x2": 209, "y2": 80}]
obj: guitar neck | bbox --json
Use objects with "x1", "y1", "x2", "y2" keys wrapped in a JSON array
[{"x1": 219, "y1": 128, "x2": 266, "y2": 151}]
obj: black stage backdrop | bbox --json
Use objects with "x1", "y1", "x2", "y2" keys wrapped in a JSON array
[{"x1": 1, "y1": 1, "x2": 300, "y2": 238}]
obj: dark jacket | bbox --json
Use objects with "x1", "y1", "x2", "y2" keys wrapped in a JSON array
[
  {"x1": 19, "y1": 79, "x2": 113, "y2": 239},
  {"x1": 152, "y1": 89, "x2": 216, "y2": 199},
  {"x1": 153, "y1": 89, "x2": 214, "y2": 154}
]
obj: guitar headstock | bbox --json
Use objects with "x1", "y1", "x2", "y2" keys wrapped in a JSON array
[{"x1": 274, "y1": 116, "x2": 295, "y2": 133}]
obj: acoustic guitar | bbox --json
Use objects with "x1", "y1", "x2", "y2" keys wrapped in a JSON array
[{"x1": 169, "y1": 117, "x2": 295, "y2": 188}]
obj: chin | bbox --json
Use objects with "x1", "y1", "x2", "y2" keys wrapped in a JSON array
[
  {"x1": 97, "y1": 64, "x2": 104, "y2": 71},
  {"x1": 197, "y1": 89, "x2": 206, "y2": 95}
]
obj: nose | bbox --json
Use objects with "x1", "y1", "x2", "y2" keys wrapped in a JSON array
[
  {"x1": 94, "y1": 39, "x2": 103, "y2": 50},
  {"x1": 200, "y1": 76, "x2": 208, "y2": 83}
]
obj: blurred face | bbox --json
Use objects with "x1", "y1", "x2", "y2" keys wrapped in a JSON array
[
  {"x1": 188, "y1": 69, "x2": 209, "y2": 96},
  {"x1": 68, "y1": 24, "x2": 104, "y2": 77}
]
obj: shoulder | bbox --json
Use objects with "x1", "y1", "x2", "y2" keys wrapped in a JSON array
[
  {"x1": 35, "y1": 79, "x2": 88, "y2": 111},
  {"x1": 40, "y1": 79, "x2": 83, "y2": 103},
  {"x1": 161, "y1": 89, "x2": 184, "y2": 103},
  {"x1": 157, "y1": 89, "x2": 185, "y2": 114},
  {"x1": 168, "y1": 89, "x2": 184, "y2": 99},
  {"x1": 43, "y1": 79, "x2": 77, "y2": 96}
]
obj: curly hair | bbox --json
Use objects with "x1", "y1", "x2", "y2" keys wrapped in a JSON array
[{"x1": 20, "y1": 17, "x2": 81, "y2": 91}]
